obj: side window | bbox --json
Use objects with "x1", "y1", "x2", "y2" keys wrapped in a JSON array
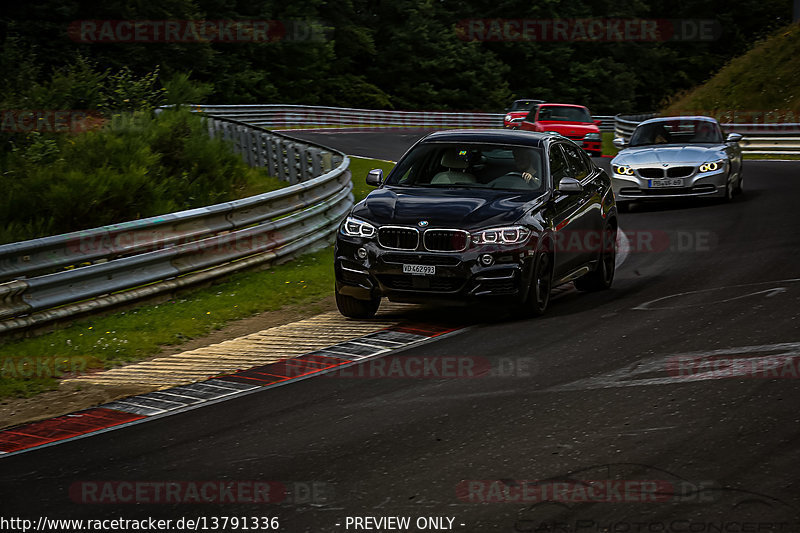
[
  {"x1": 561, "y1": 143, "x2": 590, "y2": 180},
  {"x1": 538, "y1": 107, "x2": 552, "y2": 121},
  {"x1": 549, "y1": 144, "x2": 569, "y2": 184}
]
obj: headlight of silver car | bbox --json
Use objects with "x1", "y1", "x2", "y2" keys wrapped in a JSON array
[
  {"x1": 471, "y1": 226, "x2": 531, "y2": 245},
  {"x1": 340, "y1": 217, "x2": 376, "y2": 238},
  {"x1": 613, "y1": 164, "x2": 634, "y2": 176},
  {"x1": 584, "y1": 132, "x2": 601, "y2": 140},
  {"x1": 699, "y1": 160, "x2": 725, "y2": 173}
]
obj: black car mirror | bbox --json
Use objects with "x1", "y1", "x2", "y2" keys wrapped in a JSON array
[
  {"x1": 557, "y1": 177, "x2": 583, "y2": 194},
  {"x1": 366, "y1": 169, "x2": 383, "y2": 187}
]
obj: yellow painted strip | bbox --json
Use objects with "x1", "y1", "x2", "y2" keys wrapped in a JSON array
[{"x1": 64, "y1": 306, "x2": 414, "y2": 388}]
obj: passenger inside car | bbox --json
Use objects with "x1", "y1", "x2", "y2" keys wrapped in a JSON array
[{"x1": 431, "y1": 148, "x2": 477, "y2": 184}]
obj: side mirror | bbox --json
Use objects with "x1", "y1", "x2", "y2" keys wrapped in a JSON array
[
  {"x1": 613, "y1": 137, "x2": 628, "y2": 149},
  {"x1": 558, "y1": 177, "x2": 583, "y2": 194},
  {"x1": 366, "y1": 168, "x2": 383, "y2": 187},
  {"x1": 594, "y1": 119, "x2": 602, "y2": 127},
  {"x1": 726, "y1": 133, "x2": 743, "y2": 143}
]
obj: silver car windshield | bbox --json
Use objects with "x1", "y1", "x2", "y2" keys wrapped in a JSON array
[
  {"x1": 630, "y1": 119, "x2": 723, "y2": 146},
  {"x1": 386, "y1": 143, "x2": 545, "y2": 192}
]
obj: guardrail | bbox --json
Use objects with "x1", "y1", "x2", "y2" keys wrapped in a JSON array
[
  {"x1": 195, "y1": 104, "x2": 504, "y2": 129},
  {"x1": 194, "y1": 104, "x2": 617, "y2": 132},
  {"x1": 0, "y1": 116, "x2": 353, "y2": 333},
  {"x1": 592, "y1": 115, "x2": 615, "y2": 132},
  {"x1": 614, "y1": 114, "x2": 800, "y2": 155}
]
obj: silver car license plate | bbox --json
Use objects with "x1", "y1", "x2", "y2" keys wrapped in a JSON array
[
  {"x1": 403, "y1": 264, "x2": 435, "y2": 275},
  {"x1": 649, "y1": 178, "x2": 684, "y2": 188}
]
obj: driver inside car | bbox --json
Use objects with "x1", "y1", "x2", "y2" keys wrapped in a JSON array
[{"x1": 511, "y1": 147, "x2": 542, "y2": 188}]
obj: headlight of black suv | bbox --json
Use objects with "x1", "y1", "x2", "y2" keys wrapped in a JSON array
[
  {"x1": 340, "y1": 217, "x2": 377, "y2": 238},
  {"x1": 471, "y1": 226, "x2": 531, "y2": 245}
]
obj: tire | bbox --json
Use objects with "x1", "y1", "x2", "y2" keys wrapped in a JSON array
[
  {"x1": 517, "y1": 252, "x2": 553, "y2": 317},
  {"x1": 335, "y1": 290, "x2": 380, "y2": 319},
  {"x1": 722, "y1": 171, "x2": 735, "y2": 202},
  {"x1": 574, "y1": 226, "x2": 616, "y2": 292},
  {"x1": 734, "y1": 170, "x2": 744, "y2": 194}
]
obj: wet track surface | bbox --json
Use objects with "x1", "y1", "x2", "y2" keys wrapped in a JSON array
[{"x1": 2, "y1": 130, "x2": 800, "y2": 531}]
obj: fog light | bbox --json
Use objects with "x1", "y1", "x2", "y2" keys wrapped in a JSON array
[
  {"x1": 480, "y1": 254, "x2": 494, "y2": 267},
  {"x1": 356, "y1": 247, "x2": 368, "y2": 260}
]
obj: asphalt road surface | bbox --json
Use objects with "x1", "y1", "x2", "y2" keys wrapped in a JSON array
[{"x1": 3, "y1": 130, "x2": 800, "y2": 533}]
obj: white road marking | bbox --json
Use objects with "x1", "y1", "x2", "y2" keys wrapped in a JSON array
[
  {"x1": 547, "y1": 341, "x2": 800, "y2": 391},
  {"x1": 634, "y1": 278, "x2": 800, "y2": 310}
]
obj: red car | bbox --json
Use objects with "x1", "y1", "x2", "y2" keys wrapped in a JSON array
[
  {"x1": 519, "y1": 103, "x2": 602, "y2": 157},
  {"x1": 503, "y1": 99, "x2": 544, "y2": 129}
]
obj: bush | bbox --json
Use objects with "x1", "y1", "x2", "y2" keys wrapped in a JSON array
[{"x1": 0, "y1": 108, "x2": 282, "y2": 244}]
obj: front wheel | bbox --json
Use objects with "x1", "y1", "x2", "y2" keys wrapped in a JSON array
[
  {"x1": 722, "y1": 171, "x2": 735, "y2": 202},
  {"x1": 574, "y1": 226, "x2": 616, "y2": 291},
  {"x1": 734, "y1": 170, "x2": 744, "y2": 194},
  {"x1": 336, "y1": 290, "x2": 380, "y2": 319},
  {"x1": 516, "y1": 252, "x2": 553, "y2": 317}
]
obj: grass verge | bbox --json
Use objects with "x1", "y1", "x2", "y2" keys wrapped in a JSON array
[
  {"x1": 602, "y1": 132, "x2": 619, "y2": 158},
  {"x1": 0, "y1": 156, "x2": 394, "y2": 399}
]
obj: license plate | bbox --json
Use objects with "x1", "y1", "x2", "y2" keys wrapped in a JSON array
[
  {"x1": 649, "y1": 178, "x2": 684, "y2": 188},
  {"x1": 402, "y1": 264, "x2": 435, "y2": 275}
]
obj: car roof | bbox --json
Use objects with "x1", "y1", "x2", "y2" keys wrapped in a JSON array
[
  {"x1": 639, "y1": 115, "x2": 719, "y2": 126},
  {"x1": 537, "y1": 103, "x2": 589, "y2": 109},
  {"x1": 420, "y1": 129, "x2": 552, "y2": 147}
]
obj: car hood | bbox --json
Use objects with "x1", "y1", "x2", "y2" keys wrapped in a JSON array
[
  {"x1": 536, "y1": 122, "x2": 599, "y2": 135},
  {"x1": 507, "y1": 111, "x2": 529, "y2": 119},
  {"x1": 613, "y1": 144, "x2": 726, "y2": 165},
  {"x1": 351, "y1": 187, "x2": 543, "y2": 229}
]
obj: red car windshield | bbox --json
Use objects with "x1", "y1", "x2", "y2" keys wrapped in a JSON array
[{"x1": 536, "y1": 106, "x2": 592, "y2": 123}]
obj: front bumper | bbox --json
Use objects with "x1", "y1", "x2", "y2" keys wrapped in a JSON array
[
  {"x1": 334, "y1": 237, "x2": 535, "y2": 304},
  {"x1": 612, "y1": 166, "x2": 728, "y2": 201},
  {"x1": 582, "y1": 140, "x2": 602, "y2": 155}
]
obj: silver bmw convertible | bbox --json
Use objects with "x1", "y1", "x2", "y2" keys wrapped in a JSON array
[{"x1": 611, "y1": 116, "x2": 743, "y2": 208}]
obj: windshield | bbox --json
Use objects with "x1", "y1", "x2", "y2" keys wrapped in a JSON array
[
  {"x1": 509, "y1": 100, "x2": 538, "y2": 112},
  {"x1": 386, "y1": 143, "x2": 545, "y2": 192},
  {"x1": 537, "y1": 106, "x2": 592, "y2": 123},
  {"x1": 630, "y1": 119, "x2": 723, "y2": 146}
]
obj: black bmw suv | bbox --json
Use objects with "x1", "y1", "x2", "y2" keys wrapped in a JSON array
[{"x1": 334, "y1": 130, "x2": 617, "y2": 318}]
